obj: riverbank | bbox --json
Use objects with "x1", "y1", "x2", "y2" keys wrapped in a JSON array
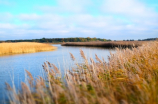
[
  {"x1": 61, "y1": 41, "x2": 147, "y2": 48},
  {"x1": 0, "y1": 42, "x2": 57, "y2": 55},
  {"x1": 6, "y1": 42, "x2": 158, "y2": 104}
]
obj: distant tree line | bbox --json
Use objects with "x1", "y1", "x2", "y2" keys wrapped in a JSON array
[
  {"x1": 123, "y1": 39, "x2": 135, "y2": 41},
  {"x1": 122, "y1": 38, "x2": 158, "y2": 41},
  {"x1": 138, "y1": 38, "x2": 158, "y2": 41},
  {"x1": 2, "y1": 37, "x2": 111, "y2": 43},
  {"x1": 1, "y1": 37, "x2": 157, "y2": 43}
]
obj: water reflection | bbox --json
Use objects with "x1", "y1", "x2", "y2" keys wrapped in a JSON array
[{"x1": 0, "y1": 44, "x2": 115, "y2": 103}]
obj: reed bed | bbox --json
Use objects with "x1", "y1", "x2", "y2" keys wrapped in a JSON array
[
  {"x1": 0, "y1": 42, "x2": 57, "y2": 55},
  {"x1": 6, "y1": 42, "x2": 158, "y2": 104},
  {"x1": 61, "y1": 41, "x2": 147, "y2": 48}
]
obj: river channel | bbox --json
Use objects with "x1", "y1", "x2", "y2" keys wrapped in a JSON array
[{"x1": 0, "y1": 44, "x2": 115, "y2": 103}]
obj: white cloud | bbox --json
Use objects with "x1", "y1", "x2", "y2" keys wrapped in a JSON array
[
  {"x1": 102, "y1": 0, "x2": 157, "y2": 18},
  {"x1": 0, "y1": 13, "x2": 13, "y2": 21},
  {"x1": 0, "y1": 31, "x2": 5, "y2": 34},
  {"x1": 80, "y1": 29, "x2": 96, "y2": 35},
  {"x1": 0, "y1": 23, "x2": 17, "y2": 29},
  {"x1": 1, "y1": 12, "x2": 157, "y2": 40},
  {"x1": 18, "y1": 13, "x2": 63, "y2": 23},
  {"x1": 18, "y1": 14, "x2": 40, "y2": 21}
]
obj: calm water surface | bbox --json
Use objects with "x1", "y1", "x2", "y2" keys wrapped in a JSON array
[{"x1": 0, "y1": 44, "x2": 115, "y2": 103}]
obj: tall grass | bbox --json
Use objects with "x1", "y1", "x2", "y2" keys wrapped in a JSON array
[
  {"x1": 6, "y1": 42, "x2": 158, "y2": 104},
  {"x1": 62, "y1": 41, "x2": 147, "y2": 48},
  {"x1": 0, "y1": 42, "x2": 57, "y2": 55}
]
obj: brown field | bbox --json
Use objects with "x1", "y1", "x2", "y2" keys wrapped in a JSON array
[
  {"x1": 0, "y1": 42, "x2": 57, "y2": 55},
  {"x1": 61, "y1": 41, "x2": 147, "y2": 48},
  {"x1": 6, "y1": 41, "x2": 158, "y2": 104}
]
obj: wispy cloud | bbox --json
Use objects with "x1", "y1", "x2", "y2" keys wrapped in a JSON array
[
  {"x1": 102, "y1": 0, "x2": 157, "y2": 17},
  {"x1": 0, "y1": 13, "x2": 13, "y2": 22}
]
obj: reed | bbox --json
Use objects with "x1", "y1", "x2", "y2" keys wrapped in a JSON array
[
  {"x1": 6, "y1": 41, "x2": 158, "y2": 104},
  {"x1": 61, "y1": 41, "x2": 147, "y2": 48},
  {"x1": 0, "y1": 42, "x2": 57, "y2": 55}
]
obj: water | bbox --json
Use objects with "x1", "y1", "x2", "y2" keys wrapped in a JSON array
[{"x1": 0, "y1": 44, "x2": 115, "y2": 103}]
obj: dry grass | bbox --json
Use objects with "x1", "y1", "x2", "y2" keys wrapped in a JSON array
[
  {"x1": 6, "y1": 41, "x2": 158, "y2": 104},
  {"x1": 62, "y1": 41, "x2": 147, "y2": 48},
  {"x1": 0, "y1": 42, "x2": 57, "y2": 55}
]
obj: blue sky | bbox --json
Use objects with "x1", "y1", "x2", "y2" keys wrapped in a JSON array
[{"x1": 0, "y1": 0, "x2": 158, "y2": 40}]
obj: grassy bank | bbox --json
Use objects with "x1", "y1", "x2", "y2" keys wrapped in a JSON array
[
  {"x1": 0, "y1": 42, "x2": 57, "y2": 55},
  {"x1": 6, "y1": 42, "x2": 158, "y2": 104},
  {"x1": 61, "y1": 41, "x2": 147, "y2": 48}
]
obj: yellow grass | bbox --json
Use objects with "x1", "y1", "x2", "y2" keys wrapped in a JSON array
[{"x1": 0, "y1": 42, "x2": 57, "y2": 55}]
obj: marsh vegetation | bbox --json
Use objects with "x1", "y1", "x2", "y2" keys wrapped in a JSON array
[
  {"x1": 0, "y1": 42, "x2": 56, "y2": 55},
  {"x1": 5, "y1": 42, "x2": 158, "y2": 104},
  {"x1": 61, "y1": 41, "x2": 147, "y2": 48}
]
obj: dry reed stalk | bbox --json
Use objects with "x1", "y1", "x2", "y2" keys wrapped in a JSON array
[
  {"x1": 80, "y1": 49, "x2": 86, "y2": 60},
  {"x1": 52, "y1": 64, "x2": 60, "y2": 74},
  {"x1": 25, "y1": 70, "x2": 34, "y2": 81},
  {"x1": 5, "y1": 82, "x2": 12, "y2": 91},
  {"x1": 69, "y1": 52, "x2": 75, "y2": 61},
  {"x1": 95, "y1": 54, "x2": 103, "y2": 64}
]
